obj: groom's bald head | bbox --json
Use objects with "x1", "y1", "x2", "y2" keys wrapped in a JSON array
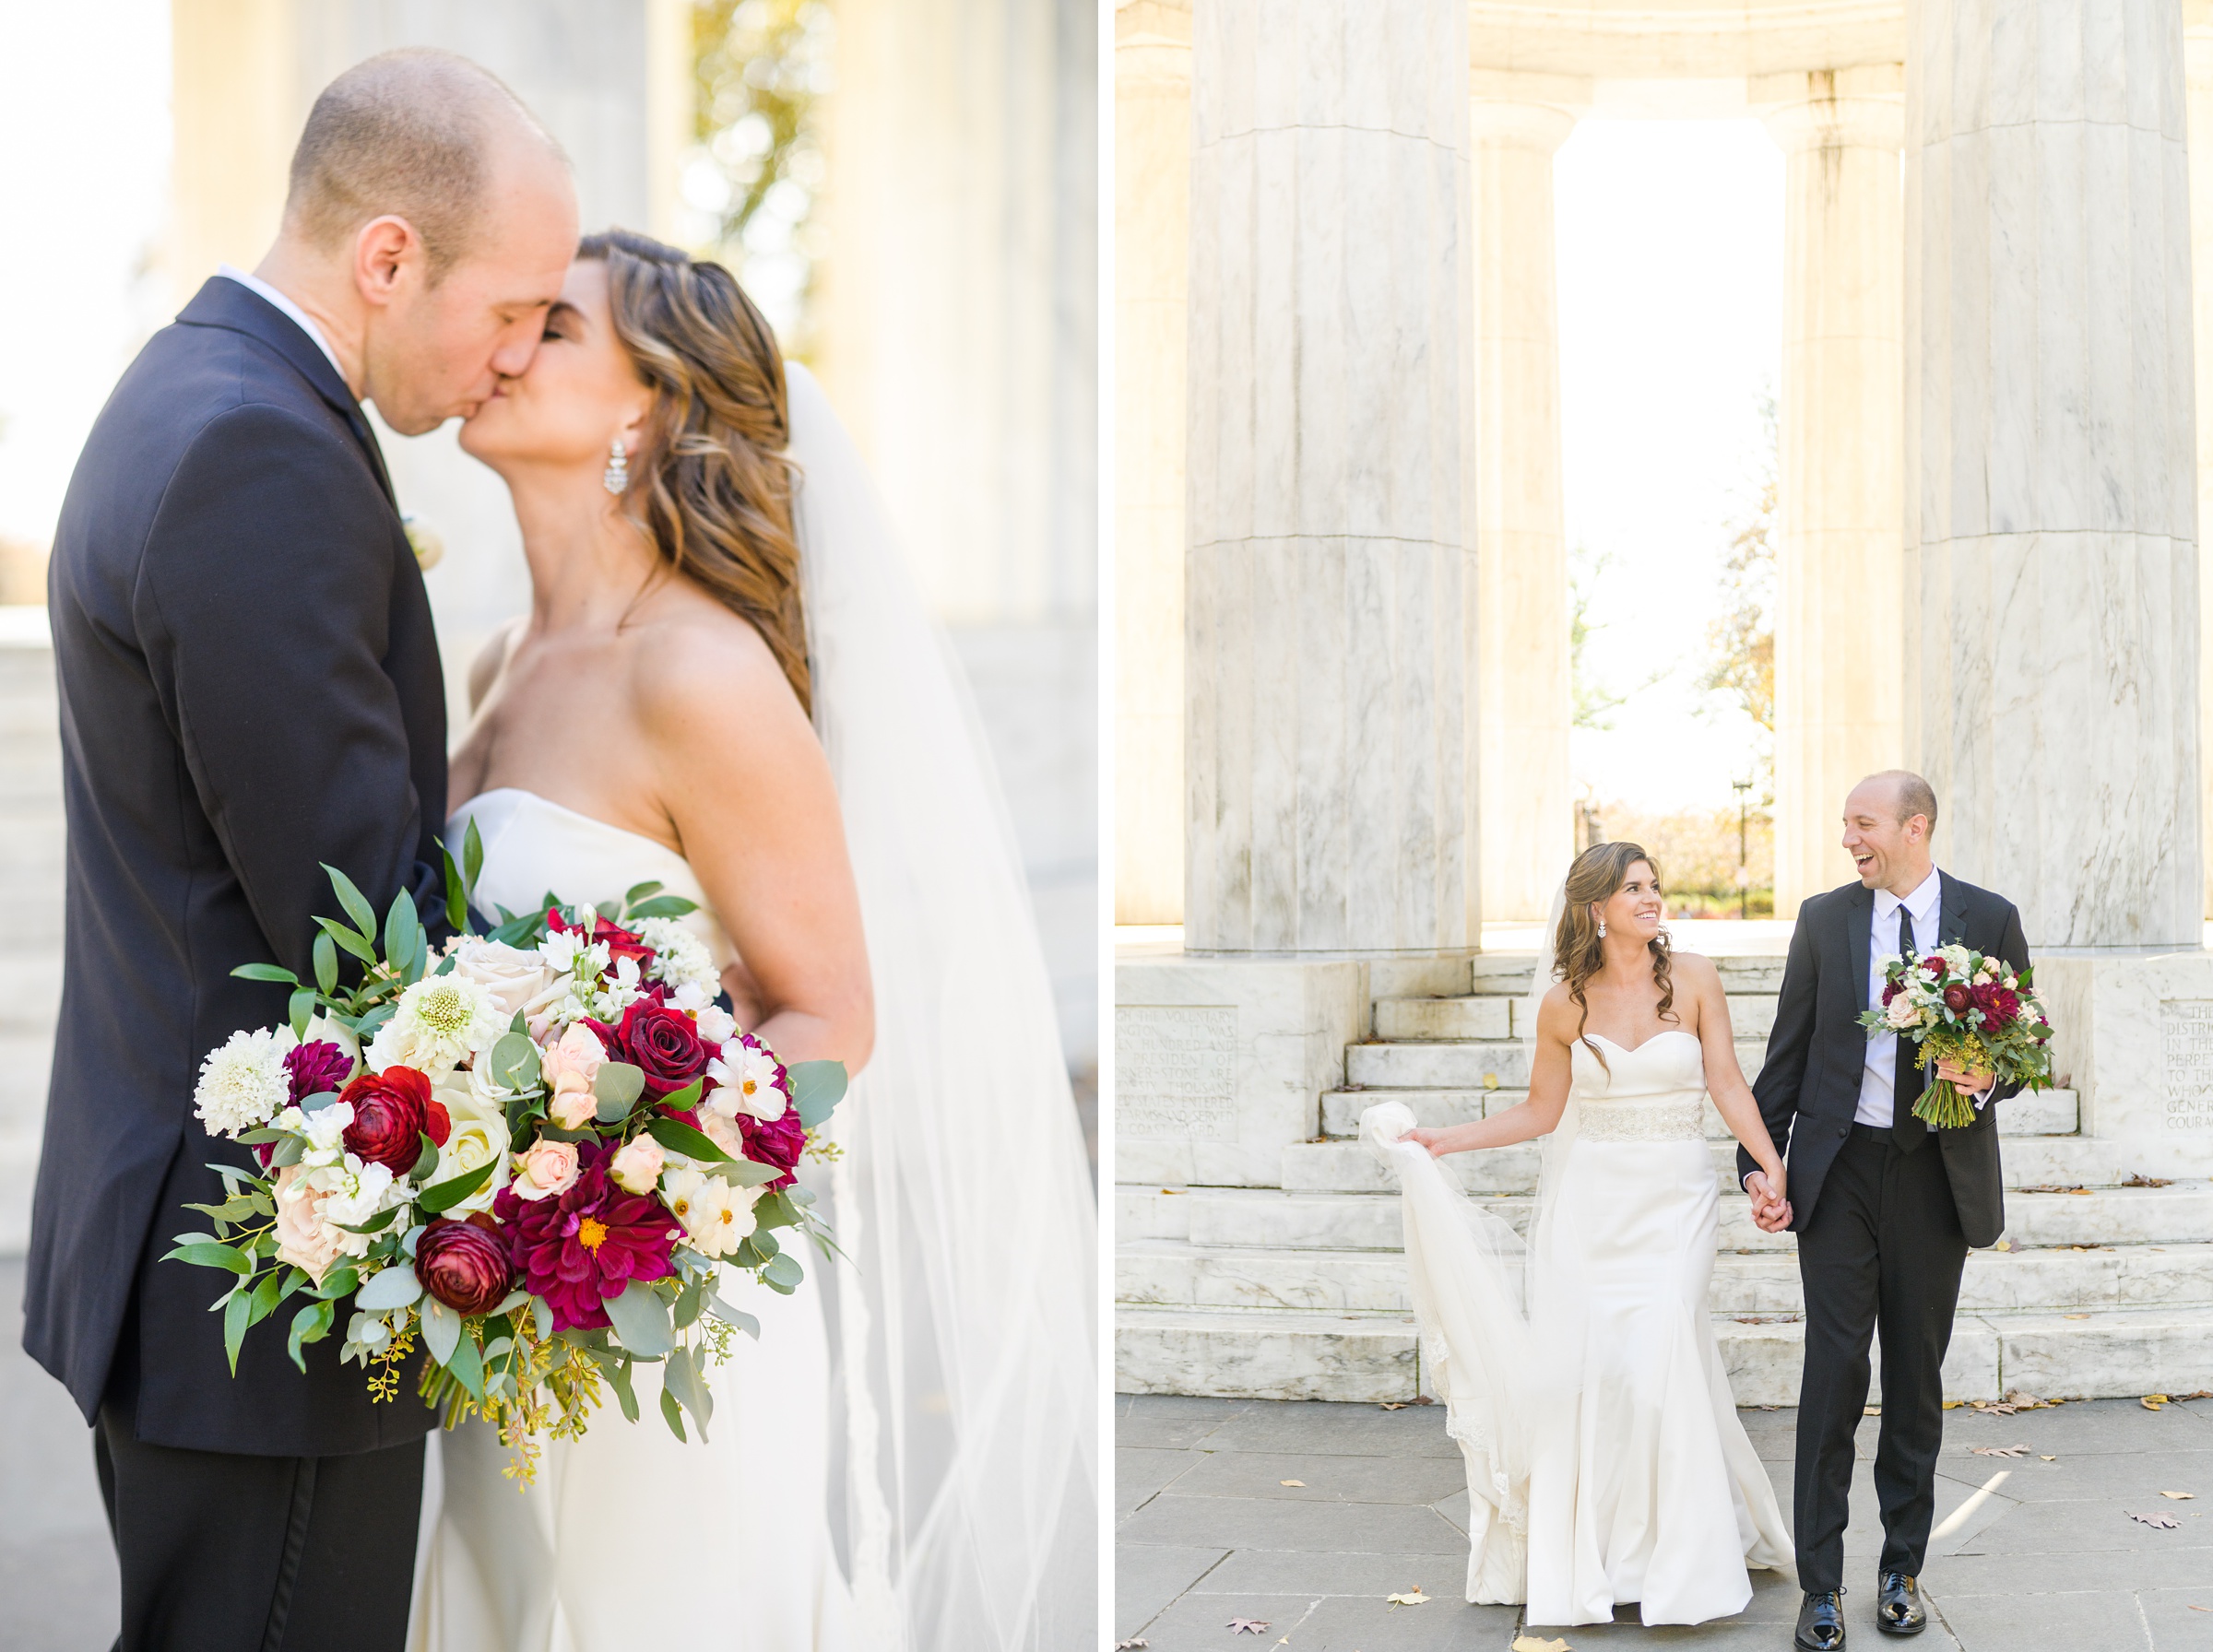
[
  {"x1": 1858, "y1": 770, "x2": 1939, "y2": 835},
  {"x1": 1843, "y1": 771, "x2": 1939, "y2": 895},
  {"x1": 283, "y1": 48, "x2": 566, "y2": 279}
]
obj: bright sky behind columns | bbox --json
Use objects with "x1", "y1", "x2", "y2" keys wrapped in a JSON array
[{"x1": 1555, "y1": 117, "x2": 1784, "y2": 814}]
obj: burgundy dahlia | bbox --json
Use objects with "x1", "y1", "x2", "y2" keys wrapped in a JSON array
[
  {"x1": 593, "y1": 1000, "x2": 710, "y2": 1099},
  {"x1": 340, "y1": 1067, "x2": 433, "y2": 1175},
  {"x1": 1880, "y1": 981, "x2": 1900, "y2": 1007},
  {"x1": 285, "y1": 1039, "x2": 353, "y2": 1104},
  {"x1": 1941, "y1": 985, "x2": 1973, "y2": 1014},
  {"x1": 492, "y1": 1141, "x2": 680, "y2": 1332},
  {"x1": 1970, "y1": 982, "x2": 2020, "y2": 1027},
  {"x1": 738, "y1": 1105, "x2": 807, "y2": 1191},
  {"x1": 414, "y1": 1217, "x2": 515, "y2": 1316}
]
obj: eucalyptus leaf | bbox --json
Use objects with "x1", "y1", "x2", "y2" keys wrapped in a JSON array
[
  {"x1": 222, "y1": 1290, "x2": 252, "y2": 1375},
  {"x1": 300, "y1": 1090, "x2": 340, "y2": 1113},
  {"x1": 445, "y1": 1330, "x2": 486, "y2": 1401},
  {"x1": 270, "y1": 1135, "x2": 305, "y2": 1168},
  {"x1": 762, "y1": 1250, "x2": 803, "y2": 1294},
  {"x1": 671, "y1": 1276, "x2": 704, "y2": 1329},
  {"x1": 789, "y1": 1060, "x2": 846, "y2": 1129},
  {"x1": 664, "y1": 1344, "x2": 713, "y2": 1438},
  {"x1": 592, "y1": 1062, "x2": 645, "y2": 1113},
  {"x1": 491, "y1": 1289, "x2": 531, "y2": 1317},
  {"x1": 421, "y1": 1297, "x2": 462, "y2": 1364},
  {"x1": 490, "y1": 1032, "x2": 539, "y2": 1092},
  {"x1": 658, "y1": 1385, "x2": 688, "y2": 1441},
  {"x1": 704, "y1": 1292, "x2": 761, "y2": 1339},
  {"x1": 604, "y1": 1279, "x2": 675, "y2": 1358},
  {"x1": 354, "y1": 1264, "x2": 422, "y2": 1311},
  {"x1": 286, "y1": 1299, "x2": 336, "y2": 1373},
  {"x1": 531, "y1": 1296, "x2": 554, "y2": 1340},
  {"x1": 753, "y1": 1190, "x2": 800, "y2": 1232},
  {"x1": 722, "y1": 1158, "x2": 780, "y2": 1187},
  {"x1": 164, "y1": 1241, "x2": 253, "y2": 1275},
  {"x1": 608, "y1": 1354, "x2": 640, "y2": 1422}
]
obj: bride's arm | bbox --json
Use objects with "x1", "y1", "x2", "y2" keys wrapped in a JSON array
[
  {"x1": 1684, "y1": 954, "x2": 1786, "y2": 1203},
  {"x1": 1405, "y1": 987, "x2": 1573, "y2": 1156},
  {"x1": 641, "y1": 622, "x2": 875, "y2": 1075}
]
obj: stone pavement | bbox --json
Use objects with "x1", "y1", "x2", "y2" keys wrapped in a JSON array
[{"x1": 1118, "y1": 1392, "x2": 2213, "y2": 1651}]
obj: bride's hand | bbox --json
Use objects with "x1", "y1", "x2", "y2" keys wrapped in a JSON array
[{"x1": 1405, "y1": 1126, "x2": 1454, "y2": 1158}]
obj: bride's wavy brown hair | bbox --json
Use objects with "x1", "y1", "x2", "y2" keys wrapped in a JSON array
[
  {"x1": 1554, "y1": 841, "x2": 1676, "y2": 1071},
  {"x1": 579, "y1": 228, "x2": 811, "y2": 713}
]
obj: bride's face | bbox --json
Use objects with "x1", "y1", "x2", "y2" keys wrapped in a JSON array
[
  {"x1": 458, "y1": 258, "x2": 652, "y2": 480},
  {"x1": 1592, "y1": 860, "x2": 1664, "y2": 941}
]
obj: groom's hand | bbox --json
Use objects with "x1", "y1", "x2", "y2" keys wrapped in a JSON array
[{"x1": 1745, "y1": 1170, "x2": 1794, "y2": 1233}]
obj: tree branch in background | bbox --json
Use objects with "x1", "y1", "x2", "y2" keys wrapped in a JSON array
[
  {"x1": 1697, "y1": 389, "x2": 1776, "y2": 739},
  {"x1": 1570, "y1": 541, "x2": 1664, "y2": 732}
]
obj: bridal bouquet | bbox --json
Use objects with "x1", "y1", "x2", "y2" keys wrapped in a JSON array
[
  {"x1": 171, "y1": 824, "x2": 844, "y2": 1478},
  {"x1": 1859, "y1": 943, "x2": 2053, "y2": 1128}
]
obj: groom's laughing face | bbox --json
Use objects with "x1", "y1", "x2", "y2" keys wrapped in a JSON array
[{"x1": 1840, "y1": 780, "x2": 1926, "y2": 892}]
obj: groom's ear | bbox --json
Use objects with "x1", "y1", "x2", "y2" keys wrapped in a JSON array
[{"x1": 354, "y1": 215, "x2": 426, "y2": 307}]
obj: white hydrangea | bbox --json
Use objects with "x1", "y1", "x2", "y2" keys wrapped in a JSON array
[
  {"x1": 637, "y1": 917, "x2": 720, "y2": 998},
  {"x1": 193, "y1": 1026, "x2": 299, "y2": 1136},
  {"x1": 368, "y1": 973, "x2": 507, "y2": 1079}
]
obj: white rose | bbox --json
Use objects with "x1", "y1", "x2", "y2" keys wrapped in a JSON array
[
  {"x1": 1885, "y1": 996, "x2": 1920, "y2": 1030},
  {"x1": 432, "y1": 1116, "x2": 509, "y2": 1215},
  {"x1": 193, "y1": 1025, "x2": 298, "y2": 1136},
  {"x1": 444, "y1": 936, "x2": 557, "y2": 1021},
  {"x1": 368, "y1": 973, "x2": 508, "y2": 1079}
]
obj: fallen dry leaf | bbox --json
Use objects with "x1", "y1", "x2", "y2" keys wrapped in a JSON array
[
  {"x1": 2018, "y1": 1184, "x2": 2092, "y2": 1195},
  {"x1": 1972, "y1": 1444, "x2": 2031, "y2": 1457},
  {"x1": 2146, "y1": 1395, "x2": 2172, "y2": 1410},
  {"x1": 2131, "y1": 1512, "x2": 2182, "y2": 1529},
  {"x1": 2065, "y1": 1314, "x2": 2090, "y2": 1320},
  {"x1": 1511, "y1": 1637, "x2": 1573, "y2": 1652},
  {"x1": 1226, "y1": 1621, "x2": 1271, "y2": 1635},
  {"x1": 2162, "y1": 1492, "x2": 2197, "y2": 1500},
  {"x1": 1115, "y1": 1642, "x2": 1150, "y2": 1650},
  {"x1": 1379, "y1": 1402, "x2": 1407, "y2": 1410},
  {"x1": 1159, "y1": 1188, "x2": 1183, "y2": 1196},
  {"x1": 1279, "y1": 1480, "x2": 1306, "y2": 1488},
  {"x1": 2190, "y1": 1604, "x2": 2213, "y2": 1612},
  {"x1": 1386, "y1": 1588, "x2": 1429, "y2": 1606},
  {"x1": 2041, "y1": 1456, "x2": 2057, "y2": 1461},
  {"x1": 2123, "y1": 1174, "x2": 2174, "y2": 1187}
]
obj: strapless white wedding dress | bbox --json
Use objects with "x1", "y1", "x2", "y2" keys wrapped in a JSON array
[
  {"x1": 408, "y1": 787, "x2": 851, "y2": 1652},
  {"x1": 1365, "y1": 1030, "x2": 1791, "y2": 1627}
]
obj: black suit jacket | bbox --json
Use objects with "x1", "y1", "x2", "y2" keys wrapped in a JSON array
[
  {"x1": 23, "y1": 278, "x2": 448, "y2": 1456},
  {"x1": 1737, "y1": 872, "x2": 2030, "y2": 1250}
]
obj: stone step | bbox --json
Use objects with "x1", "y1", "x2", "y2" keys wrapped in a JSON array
[
  {"x1": 1319, "y1": 1084, "x2": 2084, "y2": 1139},
  {"x1": 1117, "y1": 1180, "x2": 2213, "y2": 1253},
  {"x1": 1346, "y1": 1035, "x2": 1771, "y2": 1091},
  {"x1": 1460, "y1": 953, "x2": 1789, "y2": 997},
  {"x1": 1114, "y1": 1302, "x2": 2213, "y2": 1406},
  {"x1": 1118, "y1": 1238, "x2": 2213, "y2": 1317},
  {"x1": 1375, "y1": 991, "x2": 1780, "y2": 1043},
  {"x1": 1278, "y1": 1134, "x2": 2192, "y2": 1198}
]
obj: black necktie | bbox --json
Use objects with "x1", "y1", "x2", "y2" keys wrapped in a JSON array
[{"x1": 1893, "y1": 905, "x2": 1929, "y2": 1151}]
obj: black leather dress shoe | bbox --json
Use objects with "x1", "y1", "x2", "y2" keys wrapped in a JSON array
[
  {"x1": 1796, "y1": 1588, "x2": 1848, "y2": 1650},
  {"x1": 1876, "y1": 1573, "x2": 1926, "y2": 1635}
]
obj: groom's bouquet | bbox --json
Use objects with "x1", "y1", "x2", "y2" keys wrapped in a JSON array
[
  {"x1": 172, "y1": 821, "x2": 844, "y2": 1480},
  {"x1": 1859, "y1": 943, "x2": 2053, "y2": 1128}
]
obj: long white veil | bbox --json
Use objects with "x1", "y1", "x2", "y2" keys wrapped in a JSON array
[{"x1": 787, "y1": 364, "x2": 1097, "y2": 1649}]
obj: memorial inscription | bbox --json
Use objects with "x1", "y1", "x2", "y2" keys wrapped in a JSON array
[
  {"x1": 2160, "y1": 1000, "x2": 2213, "y2": 1131},
  {"x1": 1118, "y1": 1006, "x2": 1237, "y2": 1139}
]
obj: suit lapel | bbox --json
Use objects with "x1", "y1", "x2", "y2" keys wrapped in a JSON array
[
  {"x1": 1938, "y1": 868, "x2": 1969, "y2": 948},
  {"x1": 1847, "y1": 882, "x2": 1875, "y2": 1011}
]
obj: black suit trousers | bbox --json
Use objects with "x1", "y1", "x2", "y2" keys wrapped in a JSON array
[
  {"x1": 1793, "y1": 1127, "x2": 1969, "y2": 1592},
  {"x1": 94, "y1": 1404, "x2": 422, "y2": 1652}
]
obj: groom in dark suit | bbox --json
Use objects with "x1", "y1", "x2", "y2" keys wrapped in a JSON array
[
  {"x1": 1741, "y1": 772, "x2": 2029, "y2": 1650},
  {"x1": 21, "y1": 51, "x2": 574, "y2": 1652}
]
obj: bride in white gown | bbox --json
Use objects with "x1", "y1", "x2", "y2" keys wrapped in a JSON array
[
  {"x1": 1365, "y1": 841, "x2": 1793, "y2": 1627},
  {"x1": 408, "y1": 230, "x2": 1095, "y2": 1650}
]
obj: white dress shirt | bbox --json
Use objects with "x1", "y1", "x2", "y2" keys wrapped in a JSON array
[
  {"x1": 216, "y1": 264, "x2": 350, "y2": 388},
  {"x1": 1858, "y1": 866, "x2": 1945, "y2": 1127}
]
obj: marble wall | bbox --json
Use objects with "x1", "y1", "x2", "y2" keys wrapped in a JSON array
[
  {"x1": 1183, "y1": 0, "x2": 1477, "y2": 954},
  {"x1": 1903, "y1": 0, "x2": 2203, "y2": 950}
]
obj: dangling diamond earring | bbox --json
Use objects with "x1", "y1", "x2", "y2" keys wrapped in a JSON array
[
  {"x1": 1597, "y1": 917, "x2": 1607, "y2": 938},
  {"x1": 602, "y1": 438, "x2": 629, "y2": 496}
]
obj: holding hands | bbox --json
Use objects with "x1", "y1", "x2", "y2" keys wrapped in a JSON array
[{"x1": 1745, "y1": 1165, "x2": 1793, "y2": 1233}]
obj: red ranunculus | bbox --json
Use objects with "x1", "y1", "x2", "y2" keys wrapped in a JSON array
[
  {"x1": 339, "y1": 1067, "x2": 432, "y2": 1175},
  {"x1": 492, "y1": 1141, "x2": 680, "y2": 1332},
  {"x1": 424, "y1": 1100, "x2": 452, "y2": 1147},
  {"x1": 414, "y1": 1217, "x2": 515, "y2": 1316},
  {"x1": 739, "y1": 1106, "x2": 807, "y2": 1190},
  {"x1": 593, "y1": 1001, "x2": 710, "y2": 1098},
  {"x1": 1941, "y1": 984, "x2": 1972, "y2": 1013},
  {"x1": 1923, "y1": 956, "x2": 1947, "y2": 976},
  {"x1": 1970, "y1": 981, "x2": 2020, "y2": 1026}
]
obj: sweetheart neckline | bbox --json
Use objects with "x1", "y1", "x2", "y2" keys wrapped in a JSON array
[
  {"x1": 451, "y1": 786, "x2": 689, "y2": 865},
  {"x1": 1583, "y1": 1029, "x2": 1701, "y2": 1057}
]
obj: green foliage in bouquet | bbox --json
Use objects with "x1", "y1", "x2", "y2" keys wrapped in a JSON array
[{"x1": 1858, "y1": 943, "x2": 2053, "y2": 1130}]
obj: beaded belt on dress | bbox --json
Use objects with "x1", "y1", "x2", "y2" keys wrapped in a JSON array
[{"x1": 1578, "y1": 1099, "x2": 1705, "y2": 1142}]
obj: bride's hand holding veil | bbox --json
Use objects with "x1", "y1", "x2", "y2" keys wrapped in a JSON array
[{"x1": 1408, "y1": 987, "x2": 1580, "y2": 1157}]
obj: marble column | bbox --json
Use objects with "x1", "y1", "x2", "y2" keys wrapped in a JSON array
[
  {"x1": 1764, "y1": 73, "x2": 1905, "y2": 914},
  {"x1": 1115, "y1": 1, "x2": 1191, "y2": 926},
  {"x1": 1904, "y1": 0, "x2": 2200, "y2": 950},
  {"x1": 2188, "y1": 26, "x2": 2213, "y2": 919},
  {"x1": 1470, "y1": 98, "x2": 1574, "y2": 925},
  {"x1": 1184, "y1": 0, "x2": 1476, "y2": 954}
]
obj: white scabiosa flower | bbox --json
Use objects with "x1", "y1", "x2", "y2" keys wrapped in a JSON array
[
  {"x1": 368, "y1": 973, "x2": 507, "y2": 1079},
  {"x1": 637, "y1": 917, "x2": 720, "y2": 998},
  {"x1": 193, "y1": 1026, "x2": 299, "y2": 1136}
]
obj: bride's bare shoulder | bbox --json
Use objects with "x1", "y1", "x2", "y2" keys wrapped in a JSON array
[
  {"x1": 467, "y1": 616, "x2": 525, "y2": 713},
  {"x1": 627, "y1": 596, "x2": 812, "y2": 758},
  {"x1": 1533, "y1": 981, "x2": 1579, "y2": 1041}
]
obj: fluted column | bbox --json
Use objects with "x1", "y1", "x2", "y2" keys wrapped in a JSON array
[
  {"x1": 1115, "y1": 2, "x2": 1191, "y2": 926},
  {"x1": 1470, "y1": 99, "x2": 1573, "y2": 925},
  {"x1": 1904, "y1": 0, "x2": 2200, "y2": 950},
  {"x1": 1766, "y1": 76, "x2": 1905, "y2": 914},
  {"x1": 2188, "y1": 25, "x2": 2213, "y2": 919},
  {"x1": 1184, "y1": 0, "x2": 1475, "y2": 954}
]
